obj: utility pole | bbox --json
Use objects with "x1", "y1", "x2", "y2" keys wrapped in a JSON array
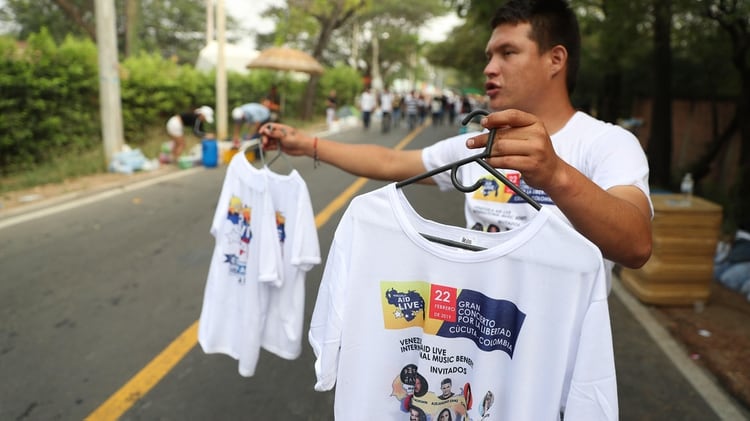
[
  {"x1": 95, "y1": 0, "x2": 124, "y2": 164},
  {"x1": 215, "y1": 0, "x2": 228, "y2": 140}
]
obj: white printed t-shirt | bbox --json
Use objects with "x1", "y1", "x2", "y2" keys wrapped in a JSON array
[
  {"x1": 309, "y1": 184, "x2": 617, "y2": 421},
  {"x1": 198, "y1": 154, "x2": 283, "y2": 377},
  {"x1": 259, "y1": 164, "x2": 321, "y2": 360},
  {"x1": 423, "y1": 111, "x2": 651, "y2": 289}
]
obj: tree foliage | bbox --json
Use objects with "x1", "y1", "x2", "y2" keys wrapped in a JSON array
[
  {"x1": 355, "y1": 0, "x2": 450, "y2": 85},
  {"x1": 695, "y1": 0, "x2": 750, "y2": 228},
  {"x1": 0, "y1": 29, "x2": 99, "y2": 173},
  {"x1": 258, "y1": 0, "x2": 449, "y2": 118},
  {"x1": 0, "y1": 0, "x2": 238, "y2": 64},
  {"x1": 424, "y1": 1, "x2": 495, "y2": 92},
  {"x1": 257, "y1": 0, "x2": 371, "y2": 119},
  {"x1": 0, "y1": 30, "x2": 306, "y2": 176}
]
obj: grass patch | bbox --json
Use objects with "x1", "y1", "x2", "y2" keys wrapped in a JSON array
[{"x1": 1, "y1": 147, "x2": 108, "y2": 194}]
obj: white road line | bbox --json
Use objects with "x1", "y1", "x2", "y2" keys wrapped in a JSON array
[{"x1": 0, "y1": 167, "x2": 203, "y2": 231}]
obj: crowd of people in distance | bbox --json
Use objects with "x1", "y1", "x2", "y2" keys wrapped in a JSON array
[{"x1": 351, "y1": 86, "x2": 488, "y2": 134}]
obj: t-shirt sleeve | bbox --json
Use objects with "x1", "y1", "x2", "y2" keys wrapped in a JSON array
[
  {"x1": 210, "y1": 163, "x2": 237, "y2": 237},
  {"x1": 589, "y1": 126, "x2": 651, "y2": 215},
  {"x1": 257, "y1": 192, "x2": 283, "y2": 286},
  {"x1": 291, "y1": 184, "x2": 321, "y2": 272}
]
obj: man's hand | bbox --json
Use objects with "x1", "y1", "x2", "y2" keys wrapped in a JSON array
[
  {"x1": 466, "y1": 109, "x2": 563, "y2": 193},
  {"x1": 259, "y1": 122, "x2": 313, "y2": 157}
]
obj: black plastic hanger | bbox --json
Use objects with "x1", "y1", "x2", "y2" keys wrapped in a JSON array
[
  {"x1": 265, "y1": 138, "x2": 294, "y2": 171},
  {"x1": 396, "y1": 109, "x2": 542, "y2": 250},
  {"x1": 239, "y1": 134, "x2": 293, "y2": 172}
]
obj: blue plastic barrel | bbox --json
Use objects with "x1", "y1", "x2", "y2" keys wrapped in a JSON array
[{"x1": 202, "y1": 138, "x2": 218, "y2": 168}]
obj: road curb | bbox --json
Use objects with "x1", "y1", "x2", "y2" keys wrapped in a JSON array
[
  {"x1": 612, "y1": 275, "x2": 748, "y2": 420},
  {"x1": 0, "y1": 166, "x2": 204, "y2": 231}
]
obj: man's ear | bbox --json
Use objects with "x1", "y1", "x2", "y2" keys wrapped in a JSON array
[{"x1": 548, "y1": 45, "x2": 568, "y2": 77}]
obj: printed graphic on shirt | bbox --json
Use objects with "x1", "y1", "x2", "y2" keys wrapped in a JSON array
[
  {"x1": 222, "y1": 195, "x2": 252, "y2": 284},
  {"x1": 466, "y1": 172, "x2": 553, "y2": 232},
  {"x1": 470, "y1": 173, "x2": 519, "y2": 203},
  {"x1": 380, "y1": 282, "x2": 526, "y2": 357},
  {"x1": 384, "y1": 285, "x2": 427, "y2": 324},
  {"x1": 275, "y1": 211, "x2": 286, "y2": 244},
  {"x1": 382, "y1": 282, "x2": 514, "y2": 420},
  {"x1": 470, "y1": 171, "x2": 554, "y2": 207},
  {"x1": 391, "y1": 362, "x2": 472, "y2": 421}
]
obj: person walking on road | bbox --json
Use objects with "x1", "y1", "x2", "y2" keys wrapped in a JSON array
[
  {"x1": 359, "y1": 87, "x2": 376, "y2": 130},
  {"x1": 258, "y1": 0, "x2": 653, "y2": 279},
  {"x1": 325, "y1": 89, "x2": 338, "y2": 130},
  {"x1": 380, "y1": 87, "x2": 394, "y2": 133},
  {"x1": 404, "y1": 91, "x2": 419, "y2": 131}
]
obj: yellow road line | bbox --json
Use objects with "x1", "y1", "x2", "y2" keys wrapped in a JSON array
[
  {"x1": 314, "y1": 123, "x2": 424, "y2": 228},
  {"x1": 85, "y1": 125, "x2": 425, "y2": 420},
  {"x1": 314, "y1": 177, "x2": 369, "y2": 228},
  {"x1": 85, "y1": 321, "x2": 199, "y2": 420}
]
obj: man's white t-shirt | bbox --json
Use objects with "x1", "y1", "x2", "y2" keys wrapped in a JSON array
[
  {"x1": 309, "y1": 184, "x2": 617, "y2": 420},
  {"x1": 260, "y1": 166, "x2": 321, "y2": 360},
  {"x1": 423, "y1": 111, "x2": 651, "y2": 288},
  {"x1": 360, "y1": 91, "x2": 376, "y2": 112},
  {"x1": 198, "y1": 154, "x2": 283, "y2": 377},
  {"x1": 380, "y1": 92, "x2": 394, "y2": 113}
]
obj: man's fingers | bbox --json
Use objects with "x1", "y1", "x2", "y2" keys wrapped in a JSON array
[
  {"x1": 481, "y1": 109, "x2": 537, "y2": 129},
  {"x1": 259, "y1": 122, "x2": 273, "y2": 135},
  {"x1": 466, "y1": 133, "x2": 489, "y2": 149}
]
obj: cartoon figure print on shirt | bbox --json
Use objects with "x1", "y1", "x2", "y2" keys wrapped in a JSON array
[
  {"x1": 468, "y1": 170, "x2": 554, "y2": 233},
  {"x1": 275, "y1": 211, "x2": 286, "y2": 248},
  {"x1": 223, "y1": 195, "x2": 252, "y2": 283},
  {"x1": 382, "y1": 280, "x2": 524, "y2": 420}
]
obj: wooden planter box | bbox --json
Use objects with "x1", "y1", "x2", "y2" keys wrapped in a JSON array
[{"x1": 620, "y1": 194, "x2": 723, "y2": 305}]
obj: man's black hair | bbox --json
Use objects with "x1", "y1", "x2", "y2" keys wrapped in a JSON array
[{"x1": 490, "y1": 0, "x2": 581, "y2": 94}]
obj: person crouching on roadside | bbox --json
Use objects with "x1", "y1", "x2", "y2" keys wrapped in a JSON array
[
  {"x1": 231, "y1": 103, "x2": 271, "y2": 147},
  {"x1": 165, "y1": 106, "x2": 214, "y2": 163}
]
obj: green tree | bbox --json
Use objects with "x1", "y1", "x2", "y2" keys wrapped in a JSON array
[
  {"x1": 424, "y1": 1, "x2": 495, "y2": 92},
  {"x1": 259, "y1": 0, "x2": 371, "y2": 120},
  {"x1": 0, "y1": 0, "x2": 238, "y2": 64},
  {"x1": 695, "y1": 0, "x2": 750, "y2": 228},
  {"x1": 259, "y1": 0, "x2": 450, "y2": 119},
  {"x1": 647, "y1": 0, "x2": 674, "y2": 189},
  {"x1": 354, "y1": 0, "x2": 450, "y2": 88}
]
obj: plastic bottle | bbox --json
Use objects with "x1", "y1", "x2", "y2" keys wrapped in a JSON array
[{"x1": 680, "y1": 173, "x2": 694, "y2": 203}]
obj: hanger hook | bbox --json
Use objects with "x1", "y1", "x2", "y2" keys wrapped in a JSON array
[
  {"x1": 446, "y1": 109, "x2": 498, "y2": 191},
  {"x1": 461, "y1": 109, "x2": 498, "y2": 159},
  {"x1": 460, "y1": 109, "x2": 489, "y2": 126},
  {"x1": 451, "y1": 164, "x2": 485, "y2": 192}
]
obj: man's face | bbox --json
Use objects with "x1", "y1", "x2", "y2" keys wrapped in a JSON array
[
  {"x1": 441, "y1": 382, "x2": 452, "y2": 397},
  {"x1": 483, "y1": 22, "x2": 550, "y2": 113}
]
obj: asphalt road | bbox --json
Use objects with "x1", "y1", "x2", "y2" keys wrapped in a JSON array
[{"x1": 1, "y1": 120, "x2": 746, "y2": 420}]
